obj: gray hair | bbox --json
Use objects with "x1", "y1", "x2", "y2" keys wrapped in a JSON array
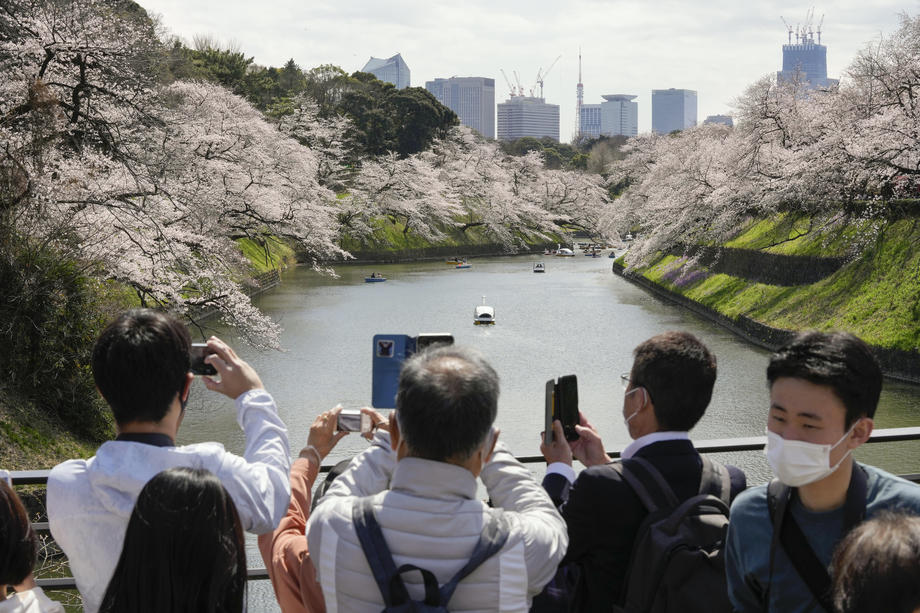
[{"x1": 395, "y1": 345, "x2": 499, "y2": 462}]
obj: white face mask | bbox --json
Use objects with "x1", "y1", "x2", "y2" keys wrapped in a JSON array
[
  {"x1": 623, "y1": 387, "x2": 646, "y2": 426},
  {"x1": 764, "y1": 424, "x2": 857, "y2": 487}
]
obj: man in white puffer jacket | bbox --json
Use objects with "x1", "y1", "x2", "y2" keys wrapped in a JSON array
[
  {"x1": 47, "y1": 309, "x2": 290, "y2": 613},
  {"x1": 306, "y1": 345, "x2": 568, "y2": 612}
]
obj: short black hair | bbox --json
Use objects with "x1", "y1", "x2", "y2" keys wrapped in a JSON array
[
  {"x1": 100, "y1": 467, "x2": 246, "y2": 613},
  {"x1": 630, "y1": 331, "x2": 717, "y2": 431},
  {"x1": 832, "y1": 512, "x2": 920, "y2": 613},
  {"x1": 767, "y1": 331, "x2": 882, "y2": 428},
  {"x1": 92, "y1": 309, "x2": 191, "y2": 425},
  {"x1": 0, "y1": 480, "x2": 36, "y2": 586},
  {"x1": 395, "y1": 345, "x2": 499, "y2": 462}
]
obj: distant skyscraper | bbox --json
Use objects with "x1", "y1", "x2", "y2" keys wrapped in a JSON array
[
  {"x1": 776, "y1": 24, "x2": 838, "y2": 89},
  {"x1": 580, "y1": 95, "x2": 638, "y2": 139},
  {"x1": 703, "y1": 114, "x2": 734, "y2": 127},
  {"x1": 652, "y1": 88, "x2": 697, "y2": 134},
  {"x1": 497, "y1": 96, "x2": 560, "y2": 142},
  {"x1": 361, "y1": 53, "x2": 410, "y2": 89},
  {"x1": 425, "y1": 77, "x2": 495, "y2": 138},
  {"x1": 600, "y1": 95, "x2": 638, "y2": 137},
  {"x1": 580, "y1": 103, "x2": 602, "y2": 139}
]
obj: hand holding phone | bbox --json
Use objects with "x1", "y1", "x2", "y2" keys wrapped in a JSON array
[
  {"x1": 544, "y1": 375, "x2": 580, "y2": 443},
  {"x1": 541, "y1": 420, "x2": 574, "y2": 465}
]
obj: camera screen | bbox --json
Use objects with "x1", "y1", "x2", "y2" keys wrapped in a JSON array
[
  {"x1": 337, "y1": 410, "x2": 364, "y2": 433},
  {"x1": 190, "y1": 343, "x2": 217, "y2": 376}
]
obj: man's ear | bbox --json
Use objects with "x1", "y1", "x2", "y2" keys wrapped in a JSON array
[
  {"x1": 181, "y1": 372, "x2": 193, "y2": 403},
  {"x1": 389, "y1": 411, "x2": 400, "y2": 451},
  {"x1": 850, "y1": 417, "x2": 874, "y2": 448},
  {"x1": 483, "y1": 428, "x2": 499, "y2": 463}
]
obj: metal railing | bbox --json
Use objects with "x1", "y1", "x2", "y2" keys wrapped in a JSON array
[{"x1": 14, "y1": 426, "x2": 920, "y2": 590}]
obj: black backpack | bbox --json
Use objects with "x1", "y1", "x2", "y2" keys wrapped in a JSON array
[
  {"x1": 611, "y1": 456, "x2": 733, "y2": 613},
  {"x1": 352, "y1": 497, "x2": 511, "y2": 612}
]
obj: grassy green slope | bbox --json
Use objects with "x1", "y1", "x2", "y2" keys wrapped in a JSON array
[{"x1": 633, "y1": 216, "x2": 920, "y2": 351}]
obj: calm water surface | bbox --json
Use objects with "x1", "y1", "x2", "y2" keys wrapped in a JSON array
[
  {"x1": 178, "y1": 254, "x2": 920, "y2": 611},
  {"x1": 182, "y1": 254, "x2": 920, "y2": 478}
]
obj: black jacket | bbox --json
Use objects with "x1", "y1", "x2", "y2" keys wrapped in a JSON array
[{"x1": 541, "y1": 439, "x2": 747, "y2": 612}]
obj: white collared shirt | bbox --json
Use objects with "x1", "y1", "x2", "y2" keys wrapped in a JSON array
[{"x1": 547, "y1": 431, "x2": 691, "y2": 484}]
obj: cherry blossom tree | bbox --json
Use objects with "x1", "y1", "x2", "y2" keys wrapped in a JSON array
[
  {"x1": 605, "y1": 13, "x2": 920, "y2": 267},
  {"x1": 0, "y1": 0, "x2": 343, "y2": 346}
]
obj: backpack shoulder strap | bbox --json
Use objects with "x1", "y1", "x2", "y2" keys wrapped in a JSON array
[
  {"x1": 768, "y1": 480, "x2": 836, "y2": 612},
  {"x1": 439, "y1": 510, "x2": 512, "y2": 604},
  {"x1": 614, "y1": 457, "x2": 679, "y2": 514},
  {"x1": 843, "y1": 464, "x2": 868, "y2": 531},
  {"x1": 698, "y1": 457, "x2": 732, "y2": 505},
  {"x1": 352, "y1": 496, "x2": 410, "y2": 607},
  {"x1": 766, "y1": 479, "x2": 789, "y2": 608}
]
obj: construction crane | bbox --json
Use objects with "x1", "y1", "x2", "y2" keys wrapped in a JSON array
[
  {"x1": 499, "y1": 68, "x2": 516, "y2": 98},
  {"x1": 512, "y1": 70, "x2": 525, "y2": 97},
  {"x1": 780, "y1": 16, "x2": 794, "y2": 44},
  {"x1": 531, "y1": 55, "x2": 562, "y2": 100},
  {"x1": 816, "y1": 13, "x2": 824, "y2": 44}
]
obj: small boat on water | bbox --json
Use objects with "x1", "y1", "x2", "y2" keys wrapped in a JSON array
[
  {"x1": 474, "y1": 295, "x2": 495, "y2": 325},
  {"x1": 555, "y1": 248, "x2": 575, "y2": 257},
  {"x1": 365, "y1": 273, "x2": 387, "y2": 283},
  {"x1": 446, "y1": 257, "x2": 466, "y2": 265},
  {"x1": 455, "y1": 261, "x2": 472, "y2": 269},
  {"x1": 533, "y1": 262, "x2": 545, "y2": 273}
]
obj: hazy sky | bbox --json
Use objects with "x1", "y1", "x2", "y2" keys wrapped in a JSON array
[{"x1": 139, "y1": 1, "x2": 910, "y2": 141}]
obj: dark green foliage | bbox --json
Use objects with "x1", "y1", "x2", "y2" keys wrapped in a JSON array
[
  {"x1": 0, "y1": 235, "x2": 115, "y2": 440},
  {"x1": 500, "y1": 136, "x2": 598, "y2": 171},
  {"x1": 167, "y1": 39, "x2": 457, "y2": 158},
  {"x1": 339, "y1": 74, "x2": 457, "y2": 156}
]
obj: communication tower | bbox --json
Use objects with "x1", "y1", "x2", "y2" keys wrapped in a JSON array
[{"x1": 575, "y1": 48, "x2": 584, "y2": 140}]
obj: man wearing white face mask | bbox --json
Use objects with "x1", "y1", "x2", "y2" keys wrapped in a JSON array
[
  {"x1": 537, "y1": 331, "x2": 747, "y2": 611},
  {"x1": 725, "y1": 331, "x2": 920, "y2": 613}
]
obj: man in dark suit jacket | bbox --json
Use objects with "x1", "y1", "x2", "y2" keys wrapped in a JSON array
[{"x1": 539, "y1": 331, "x2": 747, "y2": 612}]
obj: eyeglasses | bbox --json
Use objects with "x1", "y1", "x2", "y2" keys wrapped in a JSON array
[{"x1": 620, "y1": 372, "x2": 631, "y2": 390}]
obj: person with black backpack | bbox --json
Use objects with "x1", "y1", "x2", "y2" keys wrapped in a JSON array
[
  {"x1": 306, "y1": 345, "x2": 568, "y2": 612},
  {"x1": 535, "y1": 331, "x2": 747, "y2": 613},
  {"x1": 725, "y1": 331, "x2": 920, "y2": 613}
]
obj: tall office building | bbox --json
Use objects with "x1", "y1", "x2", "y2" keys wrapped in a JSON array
[
  {"x1": 776, "y1": 26, "x2": 838, "y2": 89},
  {"x1": 579, "y1": 104, "x2": 602, "y2": 139},
  {"x1": 651, "y1": 88, "x2": 697, "y2": 134},
  {"x1": 600, "y1": 95, "x2": 638, "y2": 137},
  {"x1": 361, "y1": 53, "x2": 410, "y2": 89},
  {"x1": 580, "y1": 95, "x2": 638, "y2": 138},
  {"x1": 425, "y1": 77, "x2": 495, "y2": 139},
  {"x1": 497, "y1": 96, "x2": 560, "y2": 142}
]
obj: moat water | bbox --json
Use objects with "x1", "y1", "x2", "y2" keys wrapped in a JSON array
[{"x1": 177, "y1": 254, "x2": 920, "y2": 611}]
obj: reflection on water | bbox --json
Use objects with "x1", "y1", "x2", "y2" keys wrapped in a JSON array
[
  {"x1": 181, "y1": 254, "x2": 919, "y2": 611},
  {"x1": 181, "y1": 254, "x2": 920, "y2": 480}
]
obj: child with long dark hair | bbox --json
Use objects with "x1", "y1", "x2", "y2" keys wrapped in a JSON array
[
  {"x1": 0, "y1": 478, "x2": 63, "y2": 612},
  {"x1": 99, "y1": 467, "x2": 247, "y2": 613}
]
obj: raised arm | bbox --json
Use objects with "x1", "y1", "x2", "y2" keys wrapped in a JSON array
[{"x1": 480, "y1": 439, "x2": 569, "y2": 596}]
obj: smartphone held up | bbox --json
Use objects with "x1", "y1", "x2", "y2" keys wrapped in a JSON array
[{"x1": 545, "y1": 375, "x2": 579, "y2": 444}]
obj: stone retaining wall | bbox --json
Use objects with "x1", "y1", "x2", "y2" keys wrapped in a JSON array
[
  {"x1": 671, "y1": 246, "x2": 845, "y2": 286},
  {"x1": 612, "y1": 261, "x2": 920, "y2": 384}
]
